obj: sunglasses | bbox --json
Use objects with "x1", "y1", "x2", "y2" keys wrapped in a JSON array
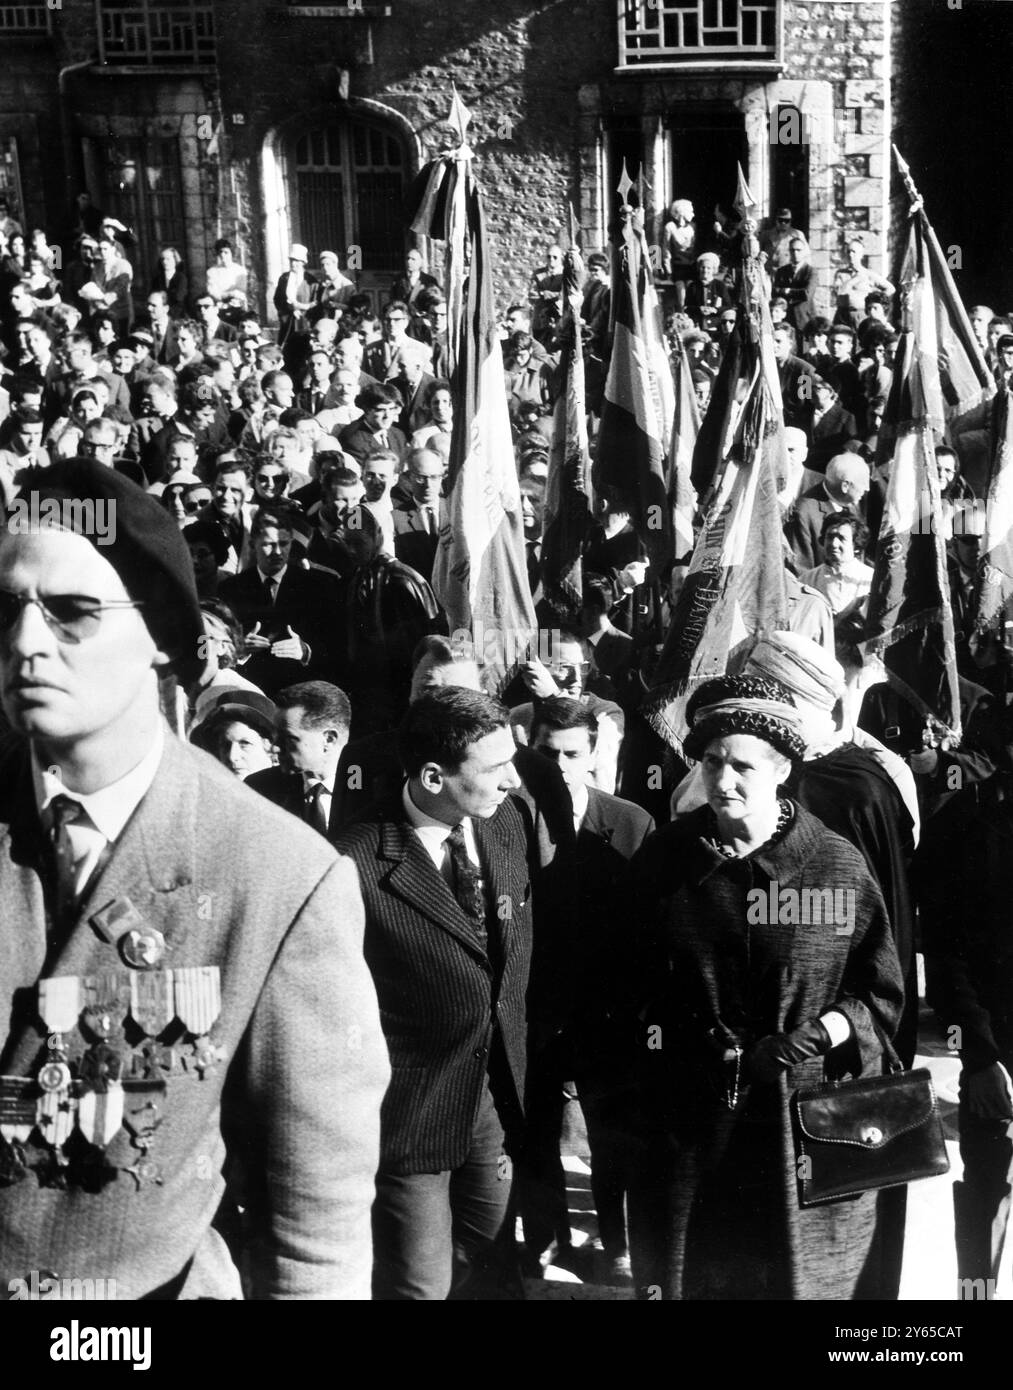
[{"x1": 0, "y1": 591, "x2": 144, "y2": 644}]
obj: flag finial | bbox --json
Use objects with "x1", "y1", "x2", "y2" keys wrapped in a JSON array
[
  {"x1": 617, "y1": 161, "x2": 635, "y2": 208},
  {"x1": 892, "y1": 144, "x2": 923, "y2": 215}
]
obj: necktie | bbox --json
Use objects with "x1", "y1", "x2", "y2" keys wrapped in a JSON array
[
  {"x1": 446, "y1": 823, "x2": 486, "y2": 940},
  {"x1": 263, "y1": 576, "x2": 277, "y2": 605},
  {"x1": 378, "y1": 430, "x2": 389, "y2": 449},
  {"x1": 48, "y1": 794, "x2": 84, "y2": 924},
  {"x1": 421, "y1": 506, "x2": 434, "y2": 535},
  {"x1": 304, "y1": 781, "x2": 328, "y2": 835}
]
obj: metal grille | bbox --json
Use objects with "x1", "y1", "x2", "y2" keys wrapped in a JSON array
[
  {"x1": 0, "y1": 3, "x2": 49, "y2": 31},
  {"x1": 97, "y1": 0, "x2": 216, "y2": 66},
  {"x1": 619, "y1": 0, "x2": 777, "y2": 66},
  {"x1": 294, "y1": 120, "x2": 403, "y2": 274},
  {"x1": 0, "y1": 138, "x2": 25, "y2": 228},
  {"x1": 95, "y1": 135, "x2": 185, "y2": 288}
]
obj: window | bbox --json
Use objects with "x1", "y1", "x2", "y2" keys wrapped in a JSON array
[
  {"x1": 89, "y1": 135, "x2": 186, "y2": 287},
  {"x1": 293, "y1": 118, "x2": 405, "y2": 280},
  {"x1": 619, "y1": 0, "x2": 778, "y2": 68},
  {"x1": 0, "y1": 3, "x2": 50, "y2": 34},
  {"x1": 96, "y1": 0, "x2": 216, "y2": 67},
  {"x1": 0, "y1": 138, "x2": 26, "y2": 231}
]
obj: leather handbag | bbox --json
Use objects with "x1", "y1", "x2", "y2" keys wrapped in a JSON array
[{"x1": 791, "y1": 1041, "x2": 950, "y2": 1208}]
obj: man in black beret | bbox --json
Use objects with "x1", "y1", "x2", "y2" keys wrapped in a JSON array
[{"x1": 0, "y1": 460, "x2": 388, "y2": 1298}]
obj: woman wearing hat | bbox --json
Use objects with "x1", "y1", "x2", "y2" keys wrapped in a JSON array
[{"x1": 627, "y1": 673, "x2": 904, "y2": 1300}]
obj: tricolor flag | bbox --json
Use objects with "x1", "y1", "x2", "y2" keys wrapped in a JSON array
[
  {"x1": 861, "y1": 171, "x2": 963, "y2": 742},
  {"x1": 407, "y1": 95, "x2": 536, "y2": 690},
  {"x1": 541, "y1": 225, "x2": 594, "y2": 619},
  {"x1": 645, "y1": 202, "x2": 789, "y2": 752},
  {"x1": 594, "y1": 168, "x2": 674, "y2": 572},
  {"x1": 972, "y1": 385, "x2": 1013, "y2": 639}
]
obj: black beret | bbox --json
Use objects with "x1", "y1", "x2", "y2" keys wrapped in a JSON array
[
  {"x1": 10, "y1": 458, "x2": 205, "y2": 686},
  {"x1": 182, "y1": 517, "x2": 231, "y2": 566}
]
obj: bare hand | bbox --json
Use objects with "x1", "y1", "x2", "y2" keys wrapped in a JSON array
[
  {"x1": 271, "y1": 625, "x2": 306, "y2": 662},
  {"x1": 245, "y1": 621, "x2": 270, "y2": 651},
  {"x1": 521, "y1": 657, "x2": 560, "y2": 700}
]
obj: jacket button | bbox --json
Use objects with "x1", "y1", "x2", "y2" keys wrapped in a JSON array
[{"x1": 473, "y1": 1046, "x2": 489, "y2": 1060}]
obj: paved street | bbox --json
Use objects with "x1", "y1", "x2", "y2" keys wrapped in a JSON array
[{"x1": 524, "y1": 993, "x2": 1013, "y2": 1302}]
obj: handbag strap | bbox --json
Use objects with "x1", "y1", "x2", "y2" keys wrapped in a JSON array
[{"x1": 868, "y1": 1012, "x2": 904, "y2": 1075}]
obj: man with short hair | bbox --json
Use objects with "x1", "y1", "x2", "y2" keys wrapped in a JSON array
[
  {"x1": 525, "y1": 697, "x2": 653, "y2": 1279},
  {"x1": 198, "y1": 456, "x2": 256, "y2": 572},
  {"x1": 361, "y1": 449, "x2": 399, "y2": 555},
  {"x1": 364, "y1": 302, "x2": 414, "y2": 381},
  {"x1": 772, "y1": 322, "x2": 815, "y2": 439},
  {"x1": 785, "y1": 452, "x2": 870, "y2": 572},
  {"x1": 132, "y1": 371, "x2": 195, "y2": 486},
  {"x1": 0, "y1": 409, "x2": 48, "y2": 499},
  {"x1": 220, "y1": 506, "x2": 341, "y2": 694},
  {"x1": 246, "y1": 681, "x2": 352, "y2": 838},
  {"x1": 0, "y1": 458, "x2": 388, "y2": 1299},
  {"x1": 339, "y1": 384, "x2": 408, "y2": 465},
  {"x1": 392, "y1": 446, "x2": 445, "y2": 582},
  {"x1": 334, "y1": 686, "x2": 531, "y2": 1300}
]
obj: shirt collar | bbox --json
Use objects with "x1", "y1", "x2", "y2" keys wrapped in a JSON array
[
  {"x1": 257, "y1": 565, "x2": 286, "y2": 587},
  {"x1": 570, "y1": 783, "x2": 590, "y2": 827},
  {"x1": 304, "y1": 770, "x2": 336, "y2": 796},
  {"x1": 33, "y1": 722, "x2": 165, "y2": 843},
  {"x1": 402, "y1": 781, "x2": 460, "y2": 840}
]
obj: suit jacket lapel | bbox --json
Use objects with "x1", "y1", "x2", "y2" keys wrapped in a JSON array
[
  {"x1": 379, "y1": 813, "x2": 490, "y2": 962},
  {"x1": 473, "y1": 807, "x2": 515, "y2": 961}
]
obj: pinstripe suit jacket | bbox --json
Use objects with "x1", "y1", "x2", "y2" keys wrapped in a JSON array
[
  {"x1": 334, "y1": 795, "x2": 533, "y2": 1174},
  {"x1": 0, "y1": 729, "x2": 389, "y2": 1300}
]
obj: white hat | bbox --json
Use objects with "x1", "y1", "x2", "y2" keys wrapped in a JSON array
[{"x1": 289, "y1": 244, "x2": 309, "y2": 262}]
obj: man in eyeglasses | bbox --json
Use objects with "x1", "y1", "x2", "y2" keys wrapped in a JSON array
[
  {"x1": 0, "y1": 459, "x2": 388, "y2": 1298},
  {"x1": 759, "y1": 207, "x2": 809, "y2": 273},
  {"x1": 364, "y1": 302, "x2": 413, "y2": 382}
]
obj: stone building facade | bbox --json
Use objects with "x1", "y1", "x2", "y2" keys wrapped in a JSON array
[{"x1": 0, "y1": 0, "x2": 909, "y2": 321}]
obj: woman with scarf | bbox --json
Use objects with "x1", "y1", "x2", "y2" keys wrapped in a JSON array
[{"x1": 626, "y1": 673, "x2": 905, "y2": 1299}]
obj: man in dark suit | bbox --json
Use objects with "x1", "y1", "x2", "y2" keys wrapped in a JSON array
[
  {"x1": 785, "y1": 453, "x2": 869, "y2": 572},
  {"x1": 364, "y1": 300, "x2": 415, "y2": 381},
  {"x1": 335, "y1": 687, "x2": 532, "y2": 1300},
  {"x1": 246, "y1": 681, "x2": 351, "y2": 839},
  {"x1": 525, "y1": 698, "x2": 653, "y2": 1279},
  {"x1": 392, "y1": 446, "x2": 445, "y2": 583},
  {"x1": 145, "y1": 290, "x2": 180, "y2": 368},
  {"x1": 773, "y1": 321, "x2": 815, "y2": 440},
  {"x1": 131, "y1": 371, "x2": 197, "y2": 487},
  {"x1": 339, "y1": 385, "x2": 408, "y2": 466},
  {"x1": 219, "y1": 506, "x2": 341, "y2": 695},
  {"x1": 392, "y1": 350, "x2": 436, "y2": 439},
  {"x1": 0, "y1": 460, "x2": 388, "y2": 1299}
]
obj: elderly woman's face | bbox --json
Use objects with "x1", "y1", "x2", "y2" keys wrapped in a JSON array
[{"x1": 701, "y1": 733, "x2": 789, "y2": 824}]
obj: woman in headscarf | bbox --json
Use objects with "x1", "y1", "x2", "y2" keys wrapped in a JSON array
[{"x1": 626, "y1": 673, "x2": 905, "y2": 1300}]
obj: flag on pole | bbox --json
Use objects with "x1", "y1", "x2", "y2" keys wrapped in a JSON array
[
  {"x1": 644, "y1": 195, "x2": 789, "y2": 752},
  {"x1": 972, "y1": 385, "x2": 1013, "y2": 639},
  {"x1": 861, "y1": 167, "x2": 963, "y2": 742},
  {"x1": 406, "y1": 96, "x2": 536, "y2": 691},
  {"x1": 594, "y1": 165, "x2": 674, "y2": 573},
  {"x1": 541, "y1": 212, "x2": 594, "y2": 618},
  {"x1": 666, "y1": 323, "x2": 700, "y2": 564}
]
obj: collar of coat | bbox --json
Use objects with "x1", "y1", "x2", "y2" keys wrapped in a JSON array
[{"x1": 678, "y1": 799, "x2": 833, "y2": 885}]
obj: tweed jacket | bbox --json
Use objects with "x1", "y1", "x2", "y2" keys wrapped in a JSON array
[
  {"x1": 334, "y1": 795, "x2": 533, "y2": 1174},
  {"x1": 0, "y1": 730, "x2": 389, "y2": 1300}
]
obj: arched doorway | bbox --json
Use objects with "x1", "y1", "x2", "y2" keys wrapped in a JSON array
[{"x1": 263, "y1": 111, "x2": 410, "y2": 315}]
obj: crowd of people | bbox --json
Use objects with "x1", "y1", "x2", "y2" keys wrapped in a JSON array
[{"x1": 0, "y1": 193, "x2": 1009, "y2": 1303}]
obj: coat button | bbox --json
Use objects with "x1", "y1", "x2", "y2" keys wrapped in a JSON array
[{"x1": 473, "y1": 1046, "x2": 489, "y2": 1060}]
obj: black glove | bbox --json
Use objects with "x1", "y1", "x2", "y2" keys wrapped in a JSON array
[{"x1": 745, "y1": 1019, "x2": 833, "y2": 1085}]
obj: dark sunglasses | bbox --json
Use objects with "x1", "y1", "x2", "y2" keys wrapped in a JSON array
[{"x1": 0, "y1": 591, "x2": 144, "y2": 644}]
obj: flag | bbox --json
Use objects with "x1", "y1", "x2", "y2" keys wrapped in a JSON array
[
  {"x1": 882, "y1": 147, "x2": 994, "y2": 459},
  {"x1": 407, "y1": 106, "x2": 536, "y2": 692},
  {"x1": 667, "y1": 325, "x2": 700, "y2": 564},
  {"x1": 644, "y1": 221, "x2": 789, "y2": 752},
  {"x1": 594, "y1": 170, "x2": 674, "y2": 572},
  {"x1": 541, "y1": 229, "x2": 594, "y2": 618},
  {"x1": 972, "y1": 385, "x2": 1013, "y2": 637},
  {"x1": 861, "y1": 199, "x2": 962, "y2": 742}
]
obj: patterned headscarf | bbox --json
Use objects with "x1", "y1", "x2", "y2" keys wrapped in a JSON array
[{"x1": 684, "y1": 674, "x2": 807, "y2": 763}]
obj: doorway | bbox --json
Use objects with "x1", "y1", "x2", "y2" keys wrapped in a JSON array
[{"x1": 668, "y1": 109, "x2": 748, "y2": 253}]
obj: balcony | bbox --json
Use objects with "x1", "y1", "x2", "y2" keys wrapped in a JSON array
[
  {"x1": 96, "y1": 0, "x2": 216, "y2": 68},
  {"x1": 0, "y1": 3, "x2": 51, "y2": 34},
  {"x1": 617, "y1": 0, "x2": 781, "y2": 73}
]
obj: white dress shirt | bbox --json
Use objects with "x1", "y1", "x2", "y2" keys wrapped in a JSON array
[
  {"x1": 401, "y1": 782, "x2": 480, "y2": 883},
  {"x1": 34, "y1": 724, "x2": 166, "y2": 896}
]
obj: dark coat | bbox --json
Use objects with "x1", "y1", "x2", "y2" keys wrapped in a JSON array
[
  {"x1": 0, "y1": 730, "x2": 388, "y2": 1299},
  {"x1": 627, "y1": 802, "x2": 904, "y2": 1301},
  {"x1": 391, "y1": 499, "x2": 439, "y2": 583},
  {"x1": 334, "y1": 796, "x2": 533, "y2": 1173},
  {"x1": 244, "y1": 765, "x2": 343, "y2": 839},
  {"x1": 218, "y1": 562, "x2": 342, "y2": 695},
  {"x1": 338, "y1": 419, "x2": 409, "y2": 465}
]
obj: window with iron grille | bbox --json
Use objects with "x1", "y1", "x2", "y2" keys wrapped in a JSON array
[
  {"x1": 294, "y1": 119, "x2": 405, "y2": 277},
  {"x1": 0, "y1": 3, "x2": 50, "y2": 34},
  {"x1": 92, "y1": 135, "x2": 186, "y2": 289},
  {"x1": 619, "y1": 0, "x2": 778, "y2": 68},
  {"x1": 96, "y1": 0, "x2": 216, "y2": 67},
  {"x1": 0, "y1": 138, "x2": 26, "y2": 230}
]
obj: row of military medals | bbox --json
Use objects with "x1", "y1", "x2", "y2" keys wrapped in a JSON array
[{"x1": 0, "y1": 965, "x2": 222, "y2": 1189}]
